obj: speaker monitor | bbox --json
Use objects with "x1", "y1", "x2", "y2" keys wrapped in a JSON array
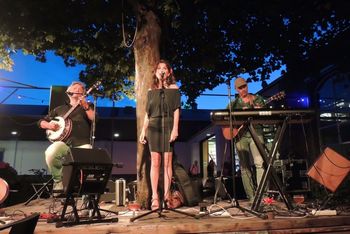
[
  {"x1": 62, "y1": 148, "x2": 113, "y2": 195},
  {"x1": 49, "y1": 86, "x2": 69, "y2": 112},
  {"x1": 273, "y1": 159, "x2": 310, "y2": 192},
  {"x1": 307, "y1": 147, "x2": 350, "y2": 192}
]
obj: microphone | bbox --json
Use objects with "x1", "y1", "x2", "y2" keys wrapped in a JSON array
[
  {"x1": 66, "y1": 92, "x2": 83, "y2": 96},
  {"x1": 160, "y1": 72, "x2": 165, "y2": 90}
]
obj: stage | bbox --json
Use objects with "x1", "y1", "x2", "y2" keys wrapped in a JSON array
[{"x1": 1, "y1": 197, "x2": 350, "y2": 234}]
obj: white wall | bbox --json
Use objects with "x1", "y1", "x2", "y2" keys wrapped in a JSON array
[
  {"x1": 0, "y1": 140, "x2": 50, "y2": 174},
  {"x1": 0, "y1": 140, "x2": 196, "y2": 176},
  {"x1": 94, "y1": 141, "x2": 137, "y2": 175}
]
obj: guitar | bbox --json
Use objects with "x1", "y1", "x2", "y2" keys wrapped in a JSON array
[
  {"x1": 222, "y1": 91, "x2": 285, "y2": 140},
  {"x1": 46, "y1": 81, "x2": 101, "y2": 142}
]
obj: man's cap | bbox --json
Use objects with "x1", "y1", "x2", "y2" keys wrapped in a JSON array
[{"x1": 234, "y1": 77, "x2": 247, "y2": 88}]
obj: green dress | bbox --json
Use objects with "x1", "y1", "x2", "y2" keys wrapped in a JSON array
[{"x1": 146, "y1": 88, "x2": 181, "y2": 152}]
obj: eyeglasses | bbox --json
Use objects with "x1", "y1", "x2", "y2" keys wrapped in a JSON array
[{"x1": 237, "y1": 84, "x2": 247, "y2": 90}]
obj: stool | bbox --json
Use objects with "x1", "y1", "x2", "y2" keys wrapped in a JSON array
[{"x1": 31, "y1": 183, "x2": 51, "y2": 199}]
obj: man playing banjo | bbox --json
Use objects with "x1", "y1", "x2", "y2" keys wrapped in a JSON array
[{"x1": 38, "y1": 81, "x2": 96, "y2": 195}]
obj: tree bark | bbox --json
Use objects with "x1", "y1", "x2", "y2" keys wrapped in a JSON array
[{"x1": 133, "y1": 6, "x2": 161, "y2": 208}]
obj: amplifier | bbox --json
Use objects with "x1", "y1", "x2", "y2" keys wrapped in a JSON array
[{"x1": 272, "y1": 159, "x2": 310, "y2": 193}]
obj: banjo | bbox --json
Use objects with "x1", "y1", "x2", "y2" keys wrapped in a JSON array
[
  {"x1": 0, "y1": 178, "x2": 9, "y2": 205},
  {"x1": 46, "y1": 81, "x2": 100, "y2": 142}
]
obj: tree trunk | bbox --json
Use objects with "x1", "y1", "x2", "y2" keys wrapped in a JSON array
[{"x1": 133, "y1": 7, "x2": 161, "y2": 208}]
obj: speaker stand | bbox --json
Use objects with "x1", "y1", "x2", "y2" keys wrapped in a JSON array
[{"x1": 55, "y1": 194, "x2": 118, "y2": 227}]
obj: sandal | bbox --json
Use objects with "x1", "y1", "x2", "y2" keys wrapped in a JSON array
[{"x1": 151, "y1": 198, "x2": 159, "y2": 211}]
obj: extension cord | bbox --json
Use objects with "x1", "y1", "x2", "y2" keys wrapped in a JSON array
[{"x1": 311, "y1": 209, "x2": 337, "y2": 216}]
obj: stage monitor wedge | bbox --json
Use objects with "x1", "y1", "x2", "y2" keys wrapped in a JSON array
[
  {"x1": 49, "y1": 86, "x2": 69, "y2": 112},
  {"x1": 307, "y1": 147, "x2": 350, "y2": 193}
]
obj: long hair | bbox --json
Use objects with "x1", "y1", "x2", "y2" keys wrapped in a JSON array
[{"x1": 151, "y1": 59, "x2": 176, "y2": 89}]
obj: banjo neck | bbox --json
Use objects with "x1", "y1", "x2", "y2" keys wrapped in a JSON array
[{"x1": 62, "y1": 102, "x2": 80, "y2": 120}]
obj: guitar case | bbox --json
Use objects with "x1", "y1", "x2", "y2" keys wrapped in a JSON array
[{"x1": 173, "y1": 161, "x2": 200, "y2": 206}]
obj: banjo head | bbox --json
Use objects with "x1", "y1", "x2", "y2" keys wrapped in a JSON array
[{"x1": 0, "y1": 178, "x2": 9, "y2": 204}]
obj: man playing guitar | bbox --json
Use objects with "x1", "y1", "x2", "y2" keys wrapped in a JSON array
[
  {"x1": 224, "y1": 77, "x2": 265, "y2": 204},
  {"x1": 38, "y1": 81, "x2": 96, "y2": 196}
]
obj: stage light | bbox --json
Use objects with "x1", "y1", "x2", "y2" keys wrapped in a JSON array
[
  {"x1": 11, "y1": 131, "x2": 18, "y2": 135},
  {"x1": 114, "y1": 133, "x2": 120, "y2": 138},
  {"x1": 287, "y1": 95, "x2": 310, "y2": 108}
]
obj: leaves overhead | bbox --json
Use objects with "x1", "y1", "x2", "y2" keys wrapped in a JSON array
[{"x1": 0, "y1": 0, "x2": 349, "y2": 105}]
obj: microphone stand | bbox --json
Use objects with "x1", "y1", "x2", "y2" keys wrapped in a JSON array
[
  {"x1": 90, "y1": 94, "x2": 98, "y2": 148},
  {"x1": 197, "y1": 78, "x2": 264, "y2": 219}
]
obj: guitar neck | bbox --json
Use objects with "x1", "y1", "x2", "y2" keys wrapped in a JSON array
[
  {"x1": 266, "y1": 96, "x2": 277, "y2": 105},
  {"x1": 265, "y1": 91, "x2": 285, "y2": 105}
]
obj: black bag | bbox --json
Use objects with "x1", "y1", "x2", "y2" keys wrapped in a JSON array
[{"x1": 173, "y1": 162, "x2": 200, "y2": 206}]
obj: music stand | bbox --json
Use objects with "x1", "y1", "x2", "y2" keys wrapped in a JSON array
[
  {"x1": 130, "y1": 89, "x2": 196, "y2": 222},
  {"x1": 55, "y1": 148, "x2": 118, "y2": 227},
  {"x1": 197, "y1": 78, "x2": 264, "y2": 219}
]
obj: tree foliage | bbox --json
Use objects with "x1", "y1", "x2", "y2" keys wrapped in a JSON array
[
  {"x1": 0, "y1": 0, "x2": 349, "y2": 105},
  {"x1": 1, "y1": 0, "x2": 349, "y2": 208}
]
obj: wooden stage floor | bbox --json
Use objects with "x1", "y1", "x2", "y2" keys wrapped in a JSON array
[{"x1": 1, "y1": 197, "x2": 350, "y2": 234}]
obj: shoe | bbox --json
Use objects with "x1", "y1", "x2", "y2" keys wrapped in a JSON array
[
  {"x1": 80, "y1": 209, "x2": 90, "y2": 217},
  {"x1": 151, "y1": 198, "x2": 159, "y2": 211},
  {"x1": 52, "y1": 181, "x2": 64, "y2": 197}
]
